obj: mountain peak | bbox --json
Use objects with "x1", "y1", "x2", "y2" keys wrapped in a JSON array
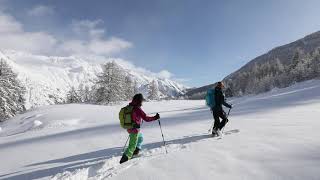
[{"x1": 2, "y1": 51, "x2": 187, "y2": 108}]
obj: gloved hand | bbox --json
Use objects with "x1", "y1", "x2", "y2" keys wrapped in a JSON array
[
  {"x1": 229, "y1": 104, "x2": 233, "y2": 109},
  {"x1": 154, "y1": 113, "x2": 160, "y2": 120},
  {"x1": 133, "y1": 123, "x2": 141, "y2": 128}
]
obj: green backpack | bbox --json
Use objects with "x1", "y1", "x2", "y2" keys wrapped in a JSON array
[{"x1": 119, "y1": 105, "x2": 135, "y2": 129}]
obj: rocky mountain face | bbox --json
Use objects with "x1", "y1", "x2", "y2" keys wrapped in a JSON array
[
  {"x1": 186, "y1": 31, "x2": 320, "y2": 99},
  {"x1": 0, "y1": 50, "x2": 186, "y2": 109}
]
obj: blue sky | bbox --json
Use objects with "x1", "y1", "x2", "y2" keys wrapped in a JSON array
[{"x1": 1, "y1": 0, "x2": 320, "y2": 87}]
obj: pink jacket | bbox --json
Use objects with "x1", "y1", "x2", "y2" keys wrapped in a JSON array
[{"x1": 127, "y1": 100, "x2": 157, "y2": 134}]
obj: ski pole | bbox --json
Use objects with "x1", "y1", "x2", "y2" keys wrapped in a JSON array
[
  {"x1": 122, "y1": 135, "x2": 129, "y2": 153},
  {"x1": 158, "y1": 120, "x2": 168, "y2": 154},
  {"x1": 221, "y1": 108, "x2": 232, "y2": 134},
  {"x1": 208, "y1": 109, "x2": 215, "y2": 133},
  {"x1": 226, "y1": 108, "x2": 231, "y2": 117},
  {"x1": 122, "y1": 120, "x2": 144, "y2": 153}
]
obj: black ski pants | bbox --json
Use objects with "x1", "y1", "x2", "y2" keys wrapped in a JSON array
[{"x1": 212, "y1": 109, "x2": 228, "y2": 130}]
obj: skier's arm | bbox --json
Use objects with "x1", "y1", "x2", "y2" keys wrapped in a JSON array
[
  {"x1": 138, "y1": 108, "x2": 158, "y2": 122},
  {"x1": 221, "y1": 93, "x2": 232, "y2": 108},
  {"x1": 222, "y1": 99, "x2": 232, "y2": 108},
  {"x1": 217, "y1": 90, "x2": 232, "y2": 108}
]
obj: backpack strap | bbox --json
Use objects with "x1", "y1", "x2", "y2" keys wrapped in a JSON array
[{"x1": 128, "y1": 105, "x2": 140, "y2": 129}]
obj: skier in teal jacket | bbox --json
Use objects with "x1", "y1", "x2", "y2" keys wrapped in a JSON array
[{"x1": 211, "y1": 82, "x2": 232, "y2": 136}]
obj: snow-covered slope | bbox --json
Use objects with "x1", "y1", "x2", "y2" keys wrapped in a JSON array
[
  {"x1": 0, "y1": 80, "x2": 319, "y2": 180},
  {"x1": 223, "y1": 31, "x2": 320, "y2": 96},
  {"x1": 0, "y1": 50, "x2": 186, "y2": 109}
]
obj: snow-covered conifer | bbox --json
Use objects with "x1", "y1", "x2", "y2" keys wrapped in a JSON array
[
  {"x1": 148, "y1": 80, "x2": 159, "y2": 100},
  {"x1": 0, "y1": 59, "x2": 26, "y2": 121},
  {"x1": 94, "y1": 61, "x2": 125, "y2": 104}
]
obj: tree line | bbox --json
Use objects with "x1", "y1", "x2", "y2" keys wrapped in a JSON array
[
  {"x1": 66, "y1": 61, "x2": 160, "y2": 104},
  {"x1": 0, "y1": 60, "x2": 161, "y2": 121},
  {"x1": 224, "y1": 48, "x2": 320, "y2": 96}
]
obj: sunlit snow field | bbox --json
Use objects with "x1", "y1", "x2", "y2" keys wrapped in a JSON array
[{"x1": 0, "y1": 80, "x2": 320, "y2": 180}]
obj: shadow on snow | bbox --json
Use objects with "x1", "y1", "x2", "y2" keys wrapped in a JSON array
[{"x1": 0, "y1": 130, "x2": 239, "y2": 180}]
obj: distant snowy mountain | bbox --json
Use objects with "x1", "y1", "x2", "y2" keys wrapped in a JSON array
[
  {"x1": 186, "y1": 31, "x2": 320, "y2": 99},
  {"x1": 224, "y1": 31, "x2": 320, "y2": 96},
  {"x1": 0, "y1": 50, "x2": 186, "y2": 109}
]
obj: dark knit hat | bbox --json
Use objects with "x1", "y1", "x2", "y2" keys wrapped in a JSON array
[
  {"x1": 132, "y1": 93, "x2": 145, "y2": 102},
  {"x1": 217, "y1": 81, "x2": 224, "y2": 88}
]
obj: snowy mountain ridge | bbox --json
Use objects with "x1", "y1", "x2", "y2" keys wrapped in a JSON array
[
  {"x1": 223, "y1": 31, "x2": 320, "y2": 96},
  {"x1": 185, "y1": 31, "x2": 320, "y2": 99},
  {"x1": 0, "y1": 50, "x2": 187, "y2": 109}
]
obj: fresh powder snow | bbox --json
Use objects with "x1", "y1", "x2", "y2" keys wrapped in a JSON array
[{"x1": 0, "y1": 80, "x2": 319, "y2": 180}]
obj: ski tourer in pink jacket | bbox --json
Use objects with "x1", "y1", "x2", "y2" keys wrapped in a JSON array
[
  {"x1": 127, "y1": 98, "x2": 159, "y2": 134},
  {"x1": 120, "y1": 93, "x2": 160, "y2": 164}
]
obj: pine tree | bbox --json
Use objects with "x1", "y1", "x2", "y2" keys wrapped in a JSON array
[
  {"x1": 94, "y1": 61, "x2": 125, "y2": 104},
  {"x1": 133, "y1": 80, "x2": 139, "y2": 95},
  {"x1": 83, "y1": 85, "x2": 91, "y2": 103},
  {"x1": 0, "y1": 59, "x2": 26, "y2": 121},
  {"x1": 66, "y1": 86, "x2": 81, "y2": 103},
  {"x1": 124, "y1": 76, "x2": 135, "y2": 100},
  {"x1": 148, "y1": 80, "x2": 159, "y2": 100},
  {"x1": 77, "y1": 84, "x2": 91, "y2": 103},
  {"x1": 77, "y1": 84, "x2": 85, "y2": 103},
  {"x1": 291, "y1": 51, "x2": 300, "y2": 71}
]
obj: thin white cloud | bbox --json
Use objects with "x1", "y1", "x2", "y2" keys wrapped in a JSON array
[
  {"x1": 59, "y1": 40, "x2": 86, "y2": 55},
  {"x1": 0, "y1": 11, "x2": 132, "y2": 56},
  {"x1": 173, "y1": 78, "x2": 191, "y2": 84},
  {"x1": 0, "y1": 12, "x2": 57, "y2": 54},
  {"x1": 60, "y1": 20, "x2": 132, "y2": 56},
  {"x1": 27, "y1": 5, "x2": 55, "y2": 16},
  {"x1": 157, "y1": 70, "x2": 172, "y2": 79},
  {"x1": 114, "y1": 59, "x2": 176, "y2": 80},
  {"x1": 88, "y1": 37, "x2": 132, "y2": 55},
  {"x1": 0, "y1": 13, "x2": 22, "y2": 33},
  {"x1": 71, "y1": 19, "x2": 105, "y2": 39},
  {"x1": 157, "y1": 70, "x2": 190, "y2": 85}
]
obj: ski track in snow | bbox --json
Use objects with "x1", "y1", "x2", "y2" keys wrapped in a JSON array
[
  {"x1": 52, "y1": 144, "x2": 190, "y2": 180},
  {"x1": 0, "y1": 80, "x2": 320, "y2": 180}
]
